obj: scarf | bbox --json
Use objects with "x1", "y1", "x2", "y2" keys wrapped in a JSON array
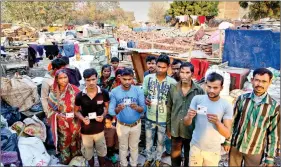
[{"x1": 47, "y1": 69, "x2": 80, "y2": 152}]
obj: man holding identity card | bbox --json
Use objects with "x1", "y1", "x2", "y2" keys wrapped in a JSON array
[
  {"x1": 109, "y1": 68, "x2": 145, "y2": 167},
  {"x1": 184, "y1": 72, "x2": 233, "y2": 166},
  {"x1": 74, "y1": 68, "x2": 109, "y2": 167}
]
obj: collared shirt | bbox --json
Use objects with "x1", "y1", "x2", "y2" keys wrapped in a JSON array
[
  {"x1": 253, "y1": 92, "x2": 267, "y2": 104},
  {"x1": 75, "y1": 86, "x2": 110, "y2": 134},
  {"x1": 167, "y1": 81, "x2": 205, "y2": 139},
  {"x1": 109, "y1": 85, "x2": 145, "y2": 124},
  {"x1": 225, "y1": 92, "x2": 280, "y2": 164},
  {"x1": 142, "y1": 73, "x2": 177, "y2": 124}
]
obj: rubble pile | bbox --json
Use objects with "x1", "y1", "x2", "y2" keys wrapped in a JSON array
[
  {"x1": 117, "y1": 27, "x2": 216, "y2": 54},
  {"x1": 1, "y1": 23, "x2": 38, "y2": 41}
]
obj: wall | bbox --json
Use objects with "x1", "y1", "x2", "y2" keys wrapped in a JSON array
[{"x1": 217, "y1": 2, "x2": 249, "y2": 20}]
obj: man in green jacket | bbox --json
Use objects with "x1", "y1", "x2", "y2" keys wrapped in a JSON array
[
  {"x1": 142, "y1": 54, "x2": 177, "y2": 167},
  {"x1": 167, "y1": 62, "x2": 205, "y2": 167}
]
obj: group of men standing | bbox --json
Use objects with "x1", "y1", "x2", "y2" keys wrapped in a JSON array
[
  {"x1": 135, "y1": 54, "x2": 279, "y2": 167},
  {"x1": 54, "y1": 52, "x2": 279, "y2": 167}
]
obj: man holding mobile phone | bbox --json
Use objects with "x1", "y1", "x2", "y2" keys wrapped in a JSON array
[{"x1": 74, "y1": 68, "x2": 109, "y2": 167}]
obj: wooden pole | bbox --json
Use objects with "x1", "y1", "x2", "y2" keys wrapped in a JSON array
[{"x1": 189, "y1": 38, "x2": 194, "y2": 61}]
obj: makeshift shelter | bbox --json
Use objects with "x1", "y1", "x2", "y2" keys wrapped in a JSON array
[{"x1": 223, "y1": 29, "x2": 280, "y2": 70}]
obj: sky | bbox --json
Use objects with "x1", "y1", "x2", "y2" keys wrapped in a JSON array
[{"x1": 120, "y1": 2, "x2": 150, "y2": 22}]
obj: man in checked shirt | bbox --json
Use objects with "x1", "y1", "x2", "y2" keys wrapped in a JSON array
[{"x1": 224, "y1": 68, "x2": 280, "y2": 166}]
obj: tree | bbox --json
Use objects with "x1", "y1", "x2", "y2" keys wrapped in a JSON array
[
  {"x1": 239, "y1": 1, "x2": 280, "y2": 20},
  {"x1": 168, "y1": 1, "x2": 219, "y2": 17},
  {"x1": 2, "y1": 1, "x2": 135, "y2": 27},
  {"x1": 2, "y1": 1, "x2": 75, "y2": 27},
  {"x1": 148, "y1": 2, "x2": 170, "y2": 25},
  {"x1": 94, "y1": 2, "x2": 120, "y2": 11}
]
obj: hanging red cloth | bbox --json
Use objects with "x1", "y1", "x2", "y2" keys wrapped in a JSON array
[{"x1": 198, "y1": 16, "x2": 206, "y2": 24}]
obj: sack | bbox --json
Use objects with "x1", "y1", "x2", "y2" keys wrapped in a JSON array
[
  {"x1": 12, "y1": 115, "x2": 47, "y2": 142},
  {"x1": 18, "y1": 137, "x2": 50, "y2": 166},
  {"x1": 1, "y1": 74, "x2": 40, "y2": 111},
  {"x1": 68, "y1": 156, "x2": 86, "y2": 166},
  {"x1": 23, "y1": 115, "x2": 47, "y2": 142}
]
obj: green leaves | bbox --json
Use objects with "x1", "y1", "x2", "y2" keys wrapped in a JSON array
[
  {"x1": 241, "y1": 2, "x2": 280, "y2": 20},
  {"x1": 168, "y1": 1, "x2": 219, "y2": 17}
]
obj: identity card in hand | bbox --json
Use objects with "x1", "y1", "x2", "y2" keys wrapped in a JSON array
[{"x1": 197, "y1": 105, "x2": 207, "y2": 115}]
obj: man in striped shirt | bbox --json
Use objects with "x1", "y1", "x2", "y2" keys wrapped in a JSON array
[{"x1": 224, "y1": 68, "x2": 280, "y2": 166}]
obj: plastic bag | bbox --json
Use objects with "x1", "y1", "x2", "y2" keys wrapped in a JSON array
[{"x1": 18, "y1": 137, "x2": 50, "y2": 166}]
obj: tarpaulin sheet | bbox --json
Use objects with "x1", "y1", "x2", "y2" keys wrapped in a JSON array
[{"x1": 222, "y1": 29, "x2": 280, "y2": 70}]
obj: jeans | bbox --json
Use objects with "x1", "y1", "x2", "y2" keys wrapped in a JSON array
[
  {"x1": 165, "y1": 136, "x2": 171, "y2": 154},
  {"x1": 145, "y1": 120, "x2": 166, "y2": 161},
  {"x1": 171, "y1": 137, "x2": 191, "y2": 167}
]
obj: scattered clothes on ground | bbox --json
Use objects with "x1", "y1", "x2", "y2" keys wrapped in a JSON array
[
  {"x1": 11, "y1": 122, "x2": 25, "y2": 135},
  {"x1": 1, "y1": 100, "x2": 21, "y2": 126},
  {"x1": 1, "y1": 151, "x2": 21, "y2": 167},
  {"x1": 30, "y1": 102, "x2": 43, "y2": 112},
  {"x1": 0, "y1": 115, "x2": 8, "y2": 128},
  {"x1": 1, "y1": 128, "x2": 22, "y2": 166}
]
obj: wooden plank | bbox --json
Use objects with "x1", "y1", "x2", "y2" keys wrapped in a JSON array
[
  {"x1": 131, "y1": 51, "x2": 191, "y2": 83},
  {"x1": 131, "y1": 52, "x2": 144, "y2": 83}
]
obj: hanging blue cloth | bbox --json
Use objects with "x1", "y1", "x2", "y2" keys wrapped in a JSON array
[{"x1": 63, "y1": 44, "x2": 75, "y2": 57}]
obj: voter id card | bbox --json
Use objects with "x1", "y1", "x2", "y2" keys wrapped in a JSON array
[
  {"x1": 123, "y1": 99, "x2": 132, "y2": 106},
  {"x1": 151, "y1": 98, "x2": 158, "y2": 105},
  {"x1": 88, "y1": 112, "x2": 97, "y2": 119},
  {"x1": 197, "y1": 105, "x2": 207, "y2": 115},
  {"x1": 66, "y1": 113, "x2": 74, "y2": 118}
]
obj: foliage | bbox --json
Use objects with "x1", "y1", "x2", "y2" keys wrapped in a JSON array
[
  {"x1": 2, "y1": 1, "x2": 75, "y2": 27},
  {"x1": 168, "y1": 1, "x2": 219, "y2": 17},
  {"x1": 148, "y1": 2, "x2": 170, "y2": 25},
  {"x1": 239, "y1": 1, "x2": 280, "y2": 20},
  {"x1": 1, "y1": 1, "x2": 135, "y2": 28}
]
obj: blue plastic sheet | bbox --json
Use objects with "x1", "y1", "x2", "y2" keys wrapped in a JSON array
[{"x1": 222, "y1": 29, "x2": 280, "y2": 70}]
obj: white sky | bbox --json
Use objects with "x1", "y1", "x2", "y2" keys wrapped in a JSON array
[{"x1": 120, "y1": 2, "x2": 151, "y2": 22}]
